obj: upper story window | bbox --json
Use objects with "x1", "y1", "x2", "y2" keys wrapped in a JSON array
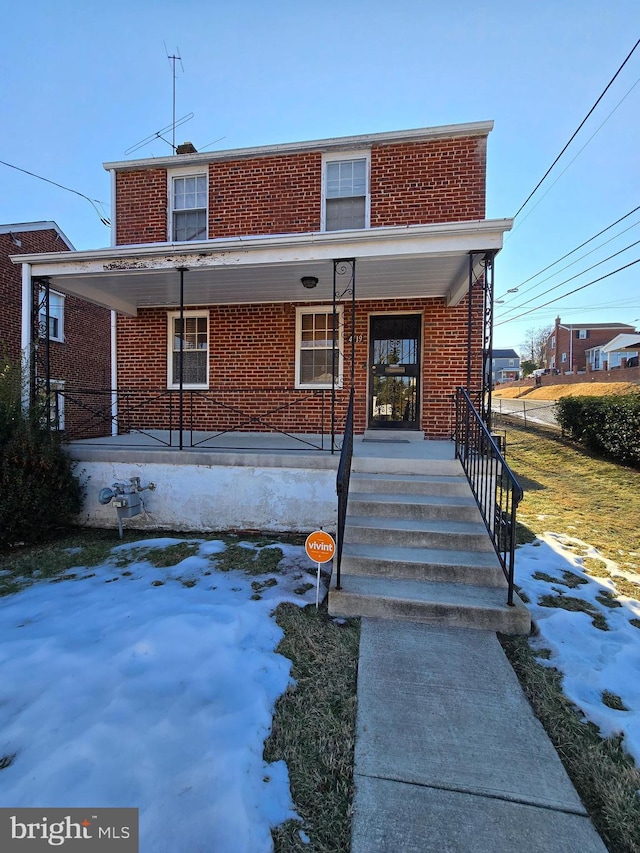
[
  {"x1": 577, "y1": 329, "x2": 588, "y2": 339},
  {"x1": 39, "y1": 290, "x2": 64, "y2": 342},
  {"x1": 322, "y1": 152, "x2": 369, "y2": 232},
  {"x1": 167, "y1": 311, "x2": 209, "y2": 388},
  {"x1": 170, "y1": 173, "x2": 207, "y2": 242},
  {"x1": 550, "y1": 335, "x2": 556, "y2": 349}
]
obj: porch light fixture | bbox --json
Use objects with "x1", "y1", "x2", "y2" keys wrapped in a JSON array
[{"x1": 301, "y1": 276, "x2": 318, "y2": 289}]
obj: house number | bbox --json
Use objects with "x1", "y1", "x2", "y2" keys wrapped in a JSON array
[{"x1": 348, "y1": 335, "x2": 364, "y2": 343}]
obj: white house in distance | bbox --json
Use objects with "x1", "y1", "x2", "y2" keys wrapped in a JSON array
[{"x1": 585, "y1": 332, "x2": 640, "y2": 371}]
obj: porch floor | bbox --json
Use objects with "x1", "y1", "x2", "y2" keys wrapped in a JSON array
[{"x1": 67, "y1": 431, "x2": 456, "y2": 468}]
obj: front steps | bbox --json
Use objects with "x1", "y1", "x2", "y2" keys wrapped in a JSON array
[{"x1": 329, "y1": 463, "x2": 530, "y2": 634}]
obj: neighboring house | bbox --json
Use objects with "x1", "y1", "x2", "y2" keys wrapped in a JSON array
[
  {"x1": 544, "y1": 316, "x2": 636, "y2": 374},
  {"x1": 1, "y1": 222, "x2": 111, "y2": 432},
  {"x1": 489, "y1": 349, "x2": 520, "y2": 385},
  {"x1": 587, "y1": 333, "x2": 640, "y2": 371},
  {"x1": 13, "y1": 121, "x2": 512, "y2": 443}
]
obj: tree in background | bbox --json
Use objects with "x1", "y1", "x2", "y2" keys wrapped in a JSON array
[
  {"x1": 520, "y1": 325, "x2": 552, "y2": 368},
  {"x1": 520, "y1": 359, "x2": 538, "y2": 377}
]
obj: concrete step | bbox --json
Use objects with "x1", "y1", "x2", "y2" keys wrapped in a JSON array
[
  {"x1": 362, "y1": 429, "x2": 425, "y2": 442},
  {"x1": 348, "y1": 492, "x2": 482, "y2": 523},
  {"x1": 328, "y1": 574, "x2": 530, "y2": 634},
  {"x1": 352, "y1": 456, "x2": 464, "y2": 477},
  {"x1": 340, "y1": 542, "x2": 506, "y2": 587},
  {"x1": 349, "y1": 471, "x2": 473, "y2": 497},
  {"x1": 345, "y1": 515, "x2": 495, "y2": 552}
]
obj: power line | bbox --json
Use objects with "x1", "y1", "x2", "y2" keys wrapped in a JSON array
[
  {"x1": 496, "y1": 238, "x2": 640, "y2": 319},
  {"x1": 0, "y1": 159, "x2": 110, "y2": 226},
  {"x1": 496, "y1": 205, "x2": 640, "y2": 299},
  {"x1": 509, "y1": 76, "x2": 640, "y2": 238},
  {"x1": 513, "y1": 38, "x2": 640, "y2": 221},
  {"x1": 495, "y1": 258, "x2": 640, "y2": 326}
]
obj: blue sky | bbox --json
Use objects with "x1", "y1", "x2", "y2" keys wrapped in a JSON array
[{"x1": 2, "y1": 0, "x2": 638, "y2": 350}]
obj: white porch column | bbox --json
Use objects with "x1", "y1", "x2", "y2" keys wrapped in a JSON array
[
  {"x1": 110, "y1": 310, "x2": 118, "y2": 436},
  {"x1": 20, "y1": 262, "x2": 33, "y2": 413}
]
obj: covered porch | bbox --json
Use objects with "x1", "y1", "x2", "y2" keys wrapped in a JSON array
[{"x1": 15, "y1": 218, "x2": 511, "y2": 448}]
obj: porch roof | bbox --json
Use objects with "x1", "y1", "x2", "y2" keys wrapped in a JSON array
[{"x1": 13, "y1": 218, "x2": 512, "y2": 317}]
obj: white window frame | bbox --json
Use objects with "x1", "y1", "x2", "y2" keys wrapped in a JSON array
[
  {"x1": 167, "y1": 310, "x2": 210, "y2": 389},
  {"x1": 295, "y1": 306, "x2": 344, "y2": 389},
  {"x1": 550, "y1": 335, "x2": 556, "y2": 349},
  {"x1": 168, "y1": 167, "x2": 208, "y2": 242},
  {"x1": 321, "y1": 150, "x2": 370, "y2": 232},
  {"x1": 39, "y1": 289, "x2": 65, "y2": 343},
  {"x1": 578, "y1": 329, "x2": 587, "y2": 339},
  {"x1": 561, "y1": 352, "x2": 568, "y2": 363}
]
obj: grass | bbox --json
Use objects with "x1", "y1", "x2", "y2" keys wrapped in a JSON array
[
  {"x1": 494, "y1": 381, "x2": 638, "y2": 401},
  {"x1": 499, "y1": 421, "x2": 640, "y2": 852},
  {"x1": 500, "y1": 636, "x2": 640, "y2": 853},
  {"x1": 265, "y1": 604, "x2": 360, "y2": 852},
  {"x1": 500, "y1": 421, "x2": 640, "y2": 574}
]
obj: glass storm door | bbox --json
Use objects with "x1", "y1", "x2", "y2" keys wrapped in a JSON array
[{"x1": 369, "y1": 315, "x2": 421, "y2": 429}]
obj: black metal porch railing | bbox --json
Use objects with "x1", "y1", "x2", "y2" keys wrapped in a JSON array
[
  {"x1": 52, "y1": 386, "x2": 349, "y2": 451},
  {"x1": 335, "y1": 387, "x2": 355, "y2": 590},
  {"x1": 455, "y1": 387, "x2": 523, "y2": 606}
]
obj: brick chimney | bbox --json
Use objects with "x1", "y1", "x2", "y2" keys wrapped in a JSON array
[{"x1": 176, "y1": 142, "x2": 198, "y2": 155}]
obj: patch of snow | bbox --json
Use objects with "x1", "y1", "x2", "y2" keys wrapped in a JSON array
[
  {"x1": 0, "y1": 538, "x2": 319, "y2": 852},
  {"x1": 517, "y1": 532, "x2": 640, "y2": 764}
]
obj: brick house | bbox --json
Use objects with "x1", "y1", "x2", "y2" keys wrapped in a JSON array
[
  {"x1": 14, "y1": 121, "x2": 511, "y2": 446},
  {"x1": 544, "y1": 316, "x2": 635, "y2": 375},
  {"x1": 1, "y1": 222, "x2": 111, "y2": 432}
]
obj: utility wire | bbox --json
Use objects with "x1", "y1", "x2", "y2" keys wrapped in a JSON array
[
  {"x1": 0, "y1": 159, "x2": 111, "y2": 226},
  {"x1": 510, "y1": 74, "x2": 640, "y2": 233},
  {"x1": 513, "y1": 38, "x2": 640, "y2": 221},
  {"x1": 495, "y1": 258, "x2": 640, "y2": 326},
  {"x1": 497, "y1": 217, "x2": 640, "y2": 307},
  {"x1": 496, "y1": 204, "x2": 640, "y2": 299},
  {"x1": 496, "y1": 238, "x2": 640, "y2": 319}
]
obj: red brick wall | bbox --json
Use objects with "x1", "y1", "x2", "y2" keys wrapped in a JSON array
[
  {"x1": 116, "y1": 169, "x2": 167, "y2": 245},
  {"x1": 116, "y1": 292, "x2": 483, "y2": 440},
  {"x1": 370, "y1": 135, "x2": 486, "y2": 225},
  {"x1": 114, "y1": 133, "x2": 488, "y2": 244},
  {"x1": 210, "y1": 152, "x2": 321, "y2": 236},
  {"x1": 0, "y1": 228, "x2": 111, "y2": 437}
]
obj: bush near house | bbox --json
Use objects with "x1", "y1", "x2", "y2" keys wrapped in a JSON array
[
  {"x1": 555, "y1": 393, "x2": 640, "y2": 468},
  {"x1": 0, "y1": 357, "x2": 82, "y2": 549}
]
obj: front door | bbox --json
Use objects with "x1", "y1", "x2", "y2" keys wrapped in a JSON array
[{"x1": 369, "y1": 314, "x2": 421, "y2": 429}]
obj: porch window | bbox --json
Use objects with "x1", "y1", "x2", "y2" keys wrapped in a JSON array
[
  {"x1": 171, "y1": 174, "x2": 207, "y2": 242},
  {"x1": 295, "y1": 307, "x2": 343, "y2": 388},
  {"x1": 38, "y1": 290, "x2": 64, "y2": 342},
  {"x1": 322, "y1": 152, "x2": 369, "y2": 231},
  {"x1": 167, "y1": 311, "x2": 209, "y2": 388}
]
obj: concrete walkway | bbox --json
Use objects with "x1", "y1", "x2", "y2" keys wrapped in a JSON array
[{"x1": 351, "y1": 619, "x2": 607, "y2": 852}]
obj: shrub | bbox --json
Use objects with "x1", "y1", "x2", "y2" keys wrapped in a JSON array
[
  {"x1": 555, "y1": 393, "x2": 640, "y2": 468},
  {"x1": 0, "y1": 357, "x2": 82, "y2": 548}
]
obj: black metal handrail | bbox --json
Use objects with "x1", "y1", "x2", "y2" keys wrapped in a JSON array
[
  {"x1": 455, "y1": 387, "x2": 523, "y2": 606},
  {"x1": 335, "y1": 387, "x2": 355, "y2": 590}
]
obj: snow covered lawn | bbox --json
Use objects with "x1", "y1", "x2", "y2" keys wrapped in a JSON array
[
  {"x1": 516, "y1": 532, "x2": 640, "y2": 764},
  {"x1": 0, "y1": 537, "x2": 321, "y2": 852}
]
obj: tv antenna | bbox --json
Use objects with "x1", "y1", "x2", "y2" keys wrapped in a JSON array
[{"x1": 165, "y1": 43, "x2": 184, "y2": 152}]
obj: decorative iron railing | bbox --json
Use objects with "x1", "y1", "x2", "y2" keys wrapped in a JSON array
[
  {"x1": 335, "y1": 387, "x2": 355, "y2": 590},
  {"x1": 455, "y1": 387, "x2": 523, "y2": 606},
  {"x1": 53, "y1": 386, "x2": 348, "y2": 452}
]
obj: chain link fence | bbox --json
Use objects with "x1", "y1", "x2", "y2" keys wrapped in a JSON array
[{"x1": 491, "y1": 398, "x2": 560, "y2": 431}]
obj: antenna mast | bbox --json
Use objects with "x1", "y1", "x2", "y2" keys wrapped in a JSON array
[{"x1": 165, "y1": 44, "x2": 184, "y2": 152}]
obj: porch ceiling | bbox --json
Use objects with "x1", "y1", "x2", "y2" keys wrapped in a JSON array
[{"x1": 14, "y1": 219, "x2": 512, "y2": 316}]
